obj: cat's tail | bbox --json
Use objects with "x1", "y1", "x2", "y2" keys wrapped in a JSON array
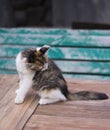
[{"x1": 67, "y1": 91, "x2": 108, "y2": 100}]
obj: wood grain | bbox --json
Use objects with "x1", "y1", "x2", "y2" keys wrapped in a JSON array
[
  {"x1": 0, "y1": 75, "x2": 110, "y2": 130},
  {"x1": 0, "y1": 28, "x2": 110, "y2": 80},
  {"x1": 24, "y1": 78, "x2": 110, "y2": 130},
  {"x1": 0, "y1": 75, "x2": 39, "y2": 130},
  {"x1": 25, "y1": 115, "x2": 110, "y2": 130}
]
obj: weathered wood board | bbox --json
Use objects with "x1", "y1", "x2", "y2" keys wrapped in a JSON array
[
  {"x1": 0, "y1": 28, "x2": 110, "y2": 80},
  {"x1": 0, "y1": 75, "x2": 110, "y2": 130}
]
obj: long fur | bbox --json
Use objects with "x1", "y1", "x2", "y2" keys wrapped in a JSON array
[{"x1": 15, "y1": 45, "x2": 108, "y2": 105}]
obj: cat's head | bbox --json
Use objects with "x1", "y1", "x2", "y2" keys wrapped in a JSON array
[{"x1": 21, "y1": 45, "x2": 50, "y2": 71}]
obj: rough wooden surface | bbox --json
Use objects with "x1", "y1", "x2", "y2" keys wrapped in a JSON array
[
  {"x1": 0, "y1": 75, "x2": 39, "y2": 130},
  {"x1": 0, "y1": 75, "x2": 110, "y2": 130}
]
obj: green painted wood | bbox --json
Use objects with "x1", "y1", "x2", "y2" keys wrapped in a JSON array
[
  {"x1": 63, "y1": 74, "x2": 110, "y2": 80},
  {"x1": 0, "y1": 59, "x2": 110, "y2": 76},
  {"x1": 0, "y1": 69, "x2": 109, "y2": 80},
  {"x1": 0, "y1": 28, "x2": 110, "y2": 80},
  {"x1": 0, "y1": 28, "x2": 110, "y2": 47},
  {"x1": 48, "y1": 47, "x2": 110, "y2": 61},
  {"x1": 56, "y1": 61, "x2": 110, "y2": 75},
  {"x1": 0, "y1": 46, "x2": 110, "y2": 61},
  {"x1": 0, "y1": 58, "x2": 15, "y2": 70},
  {"x1": 0, "y1": 70, "x2": 16, "y2": 74},
  {"x1": 1, "y1": 28, "x2": 110, "y2": 36}
]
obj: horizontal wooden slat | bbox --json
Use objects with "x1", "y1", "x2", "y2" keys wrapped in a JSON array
[
  {"x1": 1, "y1": 28, "x2": 110, "y2": 36},
  {"x1": 25, "y1": 114, "x2": 110, "y2": 130},
  {"x1": 55, "y1": 60, "x2": 110, "y2": 75},
  {"x1": 0, "y1": 70, "x2": 109, "y2": 80},
  {"x1": 0, "y1": 28, "x2": 110, "y2": 80},
  {"x1": 0, "y1": 70, "x2": 16, "y2": 74},
  {"x1": 0, "y1": 58, "x2": 15, "y2": 70},
  {"x1": 63, "y1": 74, "x2": 110, "y2": 80},
  {"x1": 0, "y1": 28, "x2": 69, "y2": 35},
  {"x1": 0, "y1": 58, "x2": 110, "y2": 75},
  {"x1": 48, "y1": 47, "x2": 110, "y2": 61},
  {"x1": 0, "y1": 46, "x2": 110, "y2": 61},
  {"x1": 1, "y1": 29, "x2": 110, "y2": 47}
]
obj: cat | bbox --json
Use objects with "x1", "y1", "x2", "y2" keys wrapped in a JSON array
[{"x1": 15, "y1": 45, "x2": 108, "y2": 105}]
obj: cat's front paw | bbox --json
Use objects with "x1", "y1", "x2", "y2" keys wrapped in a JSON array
[
  {"x1": 15, "y1": 89, "x2": 19, "y2": 94},
  {"x1": 15, "y1": 96, "x2": 24, "y2": 104}
]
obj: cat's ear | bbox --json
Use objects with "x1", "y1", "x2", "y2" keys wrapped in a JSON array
[{"x1": 38, "y1": 45, "x2": 50, "y2": 55}]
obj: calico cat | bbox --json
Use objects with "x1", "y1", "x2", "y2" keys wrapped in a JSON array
[{"x1": 15, "y1": 45, "x2": 108, "y2": 105}]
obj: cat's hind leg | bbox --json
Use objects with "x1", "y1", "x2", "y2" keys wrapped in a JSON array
[
  {"x1": 39, "y1": 88, "x2": 67, "y2": 105},
  {"x1": 39, "y1": 98, "x2": 61, "y2": 105}
]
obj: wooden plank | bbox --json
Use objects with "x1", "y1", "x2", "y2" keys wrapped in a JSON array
[
  {"x1": 0, "y1": 75, "x2": 17, "y2": 100},
  {"x1": 0, "y1": 29, "x2": 110, "y2": 47},
  {"x1": 0, "y1": 75, "x2": 110, "y2": 130},
  {"x1": 0, "y1": 58, "x2": 110, "y2": 80},
  {"x1": 0, "y1": 58, "x2": 15, "y2": 70},
  {"x1": 0, "y1": 28, "x2": 110, "y2": 80},
  {"x1": 0, "y1": 71, "x2": 110, "y2": 80},
  {"x1": 1, "y1": 28, "x2": 110, "y2": 36},
  {"x1": 0, "y1": 59, "x2": 110, "y2": 80},
  {"x1": 36, "y1": 102, "x2": 110, "y2": 119},
  {"x1": 15, "y1": 96, "x2": 39, "y2": 130},
  {"x1": 64, "y1": 73, "x2": 110, "y2": 80},
  {"x1": 0, "y1": 75, "x2": 39, "y2": 130},
  {"x1": 63, "y1": 74, "x2": 110, "y2": 80},
  {"x1": 24, "y1": 79, "x2": 110, "y2": 130},
  {"x1": 24, "y1": 115, "x2": 110, "y2": 130},
  {"x1": 48, "y1": 47, "x2": 110, "y2": 61},
  {"x1": 66, "y1": 78, "x2": 110, "y2": 93},
  {"x1": 0, "y1": 46, "x2": 110, "y2": 61},
  {"x1": 0, "y1": 69, "x2": 16, "y2": 74},
  {"x1": 0, "y1": 28, "x2": 69, "y2": 35},
  {"x1": 0, "y1": 59, "x2": 110, "y2": 75},
  {"x1": 0, "y1": 70, "x2": 110, "y2": 80},
  {"x1": 56, "y1": 61, "x2": 110, "y2": 75}
]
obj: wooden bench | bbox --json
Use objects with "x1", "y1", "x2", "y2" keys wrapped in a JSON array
[{"x1": 0, "y1": 28, "x2": 110, "y2": 80}]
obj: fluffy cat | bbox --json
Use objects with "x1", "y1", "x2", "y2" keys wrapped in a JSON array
[{"x1": 15, "y1": 45, "x2": 108, "y2": 105}]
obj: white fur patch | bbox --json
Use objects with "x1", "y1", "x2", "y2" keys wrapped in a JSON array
[
  {"x1": 39, "y1": 88, "x2": 67, "y2": 105},
  {"x1": 15, "y1": 73, "x2": 35, "y2": 104},
  {"x1": 43, "y1": 45, "x2": 50, "y2": 48},
  {"x1": 36, "y1": 47, "x2": 41, "y2": 51},
  {"x1": 39, "y1": 98, "x2": 62, "y2": 105},
  {"x1": 16, "y1": 52, "x2": 27, "y2": 73},
  {"x1": 15, "y1": 52, "x2": 35, "y2": 104},
  {"x1": 42, "y1": 63, "x2": 48, "y2": 71},
  {"x1": 36, "y1": 45, "x2": 50, "y2": 52}
]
